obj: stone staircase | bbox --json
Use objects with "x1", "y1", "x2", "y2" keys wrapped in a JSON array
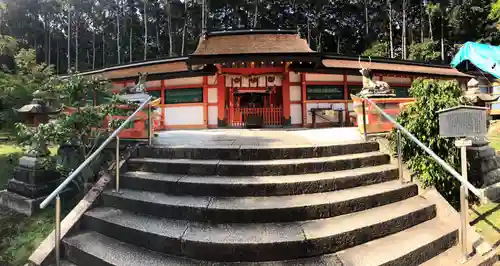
[{"x1": 58, "y1": 141, "x2": 463, "y2": 265}]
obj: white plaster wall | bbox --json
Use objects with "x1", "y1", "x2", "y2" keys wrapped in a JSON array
[
  {"x1": 165, "y1": 76, "x2": 203, "y2": 86},
  {"x1": 290, "y1": 72, "x2": 301, "y2": 83},
  {"x1": 208, "y1": 106, "x2": 218, "y2": 126},
  {"x1": 146, "y1": 80, "x2": 161, "y2": 88},
  {"x1": 382, "y1": 76, "x2": 412, "y2": 84},
  {"x1": 291, "y1": 104, "x2": 302, "y2": 125},
  {"x1": 306, "y1": 103, "x2": 345, "y2": 124},
  {"x1": 290, "y1": 86, "x2": 301, "y2": 102},
  {"x1": 165, "y1": 106, "x2": 204, "y2": 125},
  {"x1": 306, "y1": 73, "x2": 343, "y2": 82},
  {"x1": 207, "y1": 75, "x2": 218, "y2": 85},
  {"x1": 208, "y1": 88, "x2": 218, "y2": 103}
]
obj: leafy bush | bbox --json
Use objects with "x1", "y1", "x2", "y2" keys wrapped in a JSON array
[
  {"x1": 0, "y1": 37, "x2": 54, "y2": 130},
  {"x1": 389, "y1": 78, "x2": 466, "y2": 207},
  {"x1": 408, "y1": 39, "x2": 441, "y2": 62},
  {"x1": 362, "y1": 41, "x2": 390, "y2": 57}
]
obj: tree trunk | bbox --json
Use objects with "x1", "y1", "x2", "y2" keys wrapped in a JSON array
[
  {"x1": 402, "y1": 0, "x2": 407, "y2": 59},
  {"x1": 44, "y1": 14, "x2": 48, "y2": 63},
  {"x1": 67, "y1": 7, "x2": 71, "y2": 73},
  {"x1": 48, "y1": 28, "x2": 51, "y2": 66},
  {"x1": 317, "y1": 32, "x2": 322, "y2": 52},
  {"x1": 56, "y1": 39, "x2": 59, "y2": 73},
  {"x1": 87, "y1": 49, "x2": 90, "y2": 66},
  {"x1": 253, "y1": 0, "x2": 258, "y2": 28},
  {"x1": 129, "y1": 26, "x2": 133, "y2": 63},
  {"x1": 201, "y1": 0, "x2": 206, "y2": 34},
  {"x1": 364, "y1": 0, "x2": 369, "y2": 36},
  {"x1": 117, "y1": 0, "x2": 121, "y2": 64},
  {"x1": 92, "y1": 29, "x2": 96, "y2": 69},
  {"x1": 144, "y1": 0, "x2": 148, "y2": 60},
  {"x1": 420, "y1": 1, "x2": 424, "y2": 42},
  {"x1": 156, "y1": 24, "x2": 161, "y2": 57},
  {"x1": 75, "y1": 12, "x2": 79, "y2": 72},
  {"x1": 181, "y1": 0, "x2": 188, "y2": 56},
  {"x1": 167, "y1": 0, "x2": 173, "y2": 57},
  {"x1": 428, "y1": 10, "x2": 433, "y2": 41},
  {"x1": 337, "y1": 34, "x2": 340, "y2": 54},
  {"x1": 388, "y1": 0, "x2": 394, "y2": 58},
  {"x1": 102, "y1": 34, "x2": 106, "y2": 67},
  {"x1": 441, "y1": 15, "x2": 445, "y2": 62},
  {"x1": 307, "y1": 18, "x2": 311, "y2": 46}
]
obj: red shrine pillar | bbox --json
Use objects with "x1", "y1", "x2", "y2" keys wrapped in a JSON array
[
  {"x1": 282, "y1": 71, "x2": 291, "y2": 126},
  {"x1": 217, "y1": 75, "x2": 226, "y2": 127}
]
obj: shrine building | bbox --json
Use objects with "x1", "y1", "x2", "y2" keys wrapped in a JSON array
[{"x1": 84, "y1": 29, "x2": 470, "y2": 130}]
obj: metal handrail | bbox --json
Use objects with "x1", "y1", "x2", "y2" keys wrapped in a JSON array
[
  {"x1": 40, "y1": 96, "x2": 153, "y2": 266},
  {"x1": 361, "y1": 96, "x2": 488, "y2": 262},
  {"x1": 40, "y1": 96, "x2": 153, "y2": 209},
  {"x1": 362, "y1": 97, "x2": 485, "y2": 200}
]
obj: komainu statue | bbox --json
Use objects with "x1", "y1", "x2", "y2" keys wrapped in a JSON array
[{"x1": 357, "y1": 57, "x2": 394, "y2": 97}]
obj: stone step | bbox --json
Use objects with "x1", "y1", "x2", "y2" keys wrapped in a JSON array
[
  {"x1": 63, "y1": 231, "x2": 344, "y2": 266},
  {"x1": 135, "y1": 141, "x2": 380, "y2": 160},
  {"x1": 63, "y1": 231, "x2": 206, "y2": 266},
  {"x1": 120, "y1": 164, "x2": 399, "y2": 196},
  {"x1": 334, "y1": 218, "x2": 458, "y2": 266},
  {"x1": 82, "y1": 197, "x2": 436, "y2": 262},
  {"x1": 101, "y1": 180, "x2": 418, "y2": 223},
  {"x1": 126, "y1": 151, "x2": 391, "y2": 176},
  {"x1": 50, "y1": 260, "x2": 78, "y2": 266}
]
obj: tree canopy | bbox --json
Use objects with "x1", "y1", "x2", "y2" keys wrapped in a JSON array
[{"x1": 0, "y1": 0, "x2": 498, "y2": 74}]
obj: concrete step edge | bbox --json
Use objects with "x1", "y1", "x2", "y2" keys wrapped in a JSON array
[
  {"x1": 101, "y1": 180, "x2": 418, "y2": 223},
  {"x1": 82, "y1": 197, "x2": 436, "y2": 261}
]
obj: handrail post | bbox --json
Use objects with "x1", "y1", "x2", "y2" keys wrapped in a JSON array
[
  {"x1": 55, "y1": 194, "x2": 61, "y2": 266},
  {"x1": 115, "y1": 136, "x2": 121, "y2": 193},
  {"x1": 458, "y1": 140, "x2": 470, "y2": 262},
  {"x1": 148, "y1": 103, "x2": 153, "y2": 146},
  {"x1": 362, "y1": 99, "x2": 368, "y2": 140},
  {"x1": 397, "y1": 129, "x2": 404, "y2": 183}
]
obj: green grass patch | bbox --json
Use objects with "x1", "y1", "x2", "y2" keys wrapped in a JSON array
[
  {"x1": 469, "y1": 203, "x2": 500, "y2": 247},
  {"x1": 487, "y1": 137, "x2": 500, "y2": 152},
  {"x1": 0, "y1": 208, "x2": 55, "y2": 266}
]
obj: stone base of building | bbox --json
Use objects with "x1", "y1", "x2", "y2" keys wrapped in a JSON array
[{"x1": 0, "y1": 190, "x2": 46, "y2": 216}]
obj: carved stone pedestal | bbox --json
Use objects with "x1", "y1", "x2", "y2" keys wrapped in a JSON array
[
  {"x1": 466, "y1": 139, "x2": 500, "y2": 202},
  {"x1": 0, "y1": 155, "x2": 62, "y2": 216}
]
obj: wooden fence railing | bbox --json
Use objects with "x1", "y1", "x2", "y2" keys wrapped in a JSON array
[{"x1": 227, "y1": 107, "x2": 283, "y2": 128}]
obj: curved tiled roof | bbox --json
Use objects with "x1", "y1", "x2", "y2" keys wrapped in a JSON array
[
  {"x1": 322, "y1": 59, "x2": 471, "y2": 78},
  {"x1": 192, "y1": 30, "x2": 315, "y2": 55}
]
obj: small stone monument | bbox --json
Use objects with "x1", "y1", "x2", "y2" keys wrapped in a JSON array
[
  {"x1": 0, "y1": 91, "x2": 63, "y2": 216},
  {"x1": 438, "y1": 105, "x2": 500, "y2": 202},
  {"x1": 459, "y1": 80, "x2": 500, "y2": 202}
]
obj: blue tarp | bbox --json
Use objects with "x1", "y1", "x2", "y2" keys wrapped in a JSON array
[{"x1": 451, "y1": 41, "x2": 500, "y2": 79}]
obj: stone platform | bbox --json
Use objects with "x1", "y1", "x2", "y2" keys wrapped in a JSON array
[{"x1": 153, "y1": 127, "x2": 363, "y2": 147}]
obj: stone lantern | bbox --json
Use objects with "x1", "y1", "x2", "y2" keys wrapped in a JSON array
[
  {"x1": 0, "y1": 90, "x2": 63, "y2": 216},
  {"x1": 16, "y1": 90, "x2": 61, "y2": 127}
]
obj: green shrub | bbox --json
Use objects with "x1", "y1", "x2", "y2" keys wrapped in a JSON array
[{"x1": 390, "y1": 78, "x2": 466, "y2": 208}]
